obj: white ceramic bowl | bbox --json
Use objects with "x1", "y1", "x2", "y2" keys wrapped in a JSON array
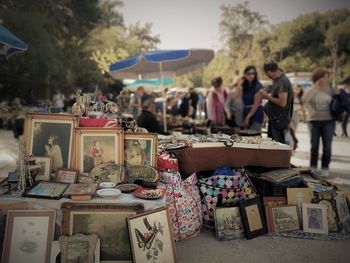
[
  {"x1": 96, "y1": 188, "x2": 122, "y2": 199},
  {"x1": 99, "y1": 182, "x2": 116, "y2": 188}
]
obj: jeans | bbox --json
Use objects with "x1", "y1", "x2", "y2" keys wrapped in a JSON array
[{"x1": 308, "y1": 120, "x2": 335, "y2": 169}]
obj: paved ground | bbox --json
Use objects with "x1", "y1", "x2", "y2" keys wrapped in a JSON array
[{"x1": 0, "y1": 122, "x2": 349, "y2": 263}]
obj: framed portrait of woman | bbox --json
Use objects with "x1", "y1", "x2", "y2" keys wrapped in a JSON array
[
  {"x1": 74, "y1": 128, "x2": 124, "y2": 176},
  {"x1": 124, "y1": 133, "x2": 158, "y2": 168},
  {"x1": 24, "y1": 113, "x2": 79, "y2": 172}
]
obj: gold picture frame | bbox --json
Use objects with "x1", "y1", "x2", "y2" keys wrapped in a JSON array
[
  {"x1": 127, "y1": 207, "x2": 177, "y2": 263},
  {"x1": 74, "y1": 128, "x2": 124, "y2": 176},
  {"x1": 124, "y1": 133, "x2": 158, "y2": 168},
  {"x1": 24, "y1": 113, "x2": 79, "y2": 171},
  {"x1": 61, "y1": 203, "x2": 144, "y2": 263}
]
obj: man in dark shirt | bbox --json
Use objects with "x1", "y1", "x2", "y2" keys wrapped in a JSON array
[
  {"x1": 189, "y1": 87, "x2": 199, "y2": 119},
  {"x1": 137, "y1": 95, "x2": 163, "y2": 134},
  {"x1": 260, "y1": 60, "x2": 293, "y2": 144}
]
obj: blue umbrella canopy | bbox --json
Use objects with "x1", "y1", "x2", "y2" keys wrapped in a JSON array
[
  {"x1": 0, "y1": 25, "x2": 27, "y2": 60},
  {"x1": 125, "y1": 78, "x2": 175, "y2": 87},
  {"x1": 109, "y1": 49, "x2": 214, "y2": 79}
]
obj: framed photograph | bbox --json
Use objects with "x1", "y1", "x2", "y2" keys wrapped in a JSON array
[
  {"x1": 22, "y1": 181, "x2": 70, "y2": 200},
  {"x1": 56, "y1": 168, "x2": 79, "y2": 184},
  {"x1": 302, "y1": 203, "x2": 328, "y2": 234},
  {"x1": 59, "y1": 233, "x2": 99, "y2": 263},
  {"x1": 287, "y1": 187, "x2": 313, "y2": 219},
  {"x1": 263, "y1": 196, "x2": 287, "y2": 207},
  {"x1": 24, "y1": 113, "x2": 79, "y2": 171},
  {"x1": 127, "y1": 207, "x2": 176, "y2": 263},
  {"x1": 266, "y1": 205, "x2": 299, "y2": 232},
  {"x1": 214, "y1": 207, "x2": 245, "y2": 240},
  {"x1": 239, "y1": 198, "x2": 267, "y2": 239},
  {"x1": 1, "y1": 210, "x2": 55, "y2": 263},
  {"x1": 33, "y1": 156, "x2": 52, "y2": 181},
  {"x1": 124, "y1": 133, "x2": 157, "y2": 168},
  {"x1": 62, "y1": 203, "x2": 144, "y2": 262},
  {"x1": 335, "y1": 193, "x2": 350, "y2": 232},
  {"x1": 74, "y1": 128, "x2": 124, "y2": 176},
  {"x1": 317, "y1": 198, "x2": 340, "y2": 232}
]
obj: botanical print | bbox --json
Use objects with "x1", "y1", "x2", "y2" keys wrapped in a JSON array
[
  {"x1": 67, "y1": 240, "x2": 89, "y2": 263},
  {"x1": 129, "y1": 209, "x2": 175, "y2": 263},
  {"x1": 215, "y1": 207, "x2": 244, "y2": 240},
  {"x1": 271, "y1": 206, "x2": 299, "y2": 232},
  {"x1": 81, "y1": 135, "x2": 116, "y2": 173},
  {"x1": 8, "y1": 217, "x2": 49, "y2": 262},
  {"x1": 245, "y1": 204, "x2": 262, "y2": 232},
  {"x1": 30, "y1": 120, "x2": 73, "y2": 170},
  {"x1": 70, "y1": 211, "x2": 136, "y2": 262}
]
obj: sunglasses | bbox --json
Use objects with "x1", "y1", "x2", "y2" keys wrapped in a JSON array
[{"x1": 246, "y1": 71, "x2": 256, "y2": 76}]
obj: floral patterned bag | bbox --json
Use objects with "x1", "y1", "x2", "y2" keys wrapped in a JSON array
[{"x1": 163, "y1": 171, "x2": 202, "y2": 241}]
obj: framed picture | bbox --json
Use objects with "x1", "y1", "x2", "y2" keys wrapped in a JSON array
[
  {"x1": 33, "y1": 156, "x2": 52, "y2": 181},
  {"x1": 239, "y1": 198, "x2": 267, "y2": 239},
  {"x1": 74, "y1": 128, "x2": 124, "y2": 176},
  {"x1": 62, "y1": 203, "x2": 144, "y2": 262},
  {"x1": 214, "y1": 207, "x2": 245, "y2": 240},
  {"x1": 59, "y1": 233, "x2": 99, "y2": 263},
  {"x1": 302, "y1": 203, "x2": 328, "y2": 234},
  {"x1": 1, "y1": 210, "x2": 55, "y2": 263},
  {"x1": 335, "y1": 193, "x2": 350, "y2": 232},
  {"x1": 265, "y1": 205, "x2": 299, "y2": 232},
  {"x1": 287, "y1": 187, "x2": 313, "y2": 219},
  {"x1": 124, "y1": 133, "x2": 157, "y2": 168},
  {"x1": 22, "y1": 181, "x2": 70, "y2": 200},
  {"x1": 317, "y1": 198, "x2": 340, "y2": 232},
  {"x1": 127, "y1": 207, "x2": 176, "y2": 263},
  {"x1": 56, "y1": 168, "x2": 79, "y2": 184},
  {"x1": 24, "y1": 113, "x2": 79, "y2": 171},
  {"x1": 263, "y1": 196, "x2": 287, "y2": 207}
]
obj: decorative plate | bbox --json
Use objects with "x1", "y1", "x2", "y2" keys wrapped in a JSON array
[
  {"x1": 116, "y1": 183, "x2": 139, "y2": 193},
  {"x1": 96, "y1": 188, "x2": 122, "y2": 199},
  {"x1": 165, "y1": 142, "x2": 187, "y2": 150},
  {"x1": 89, "y1": 163, "x2": 125, "y2": 184},
  {"x1": 99, "y1": 182, "x2": 116, "y2": 188},
  {"x1": 132, "y1": 187, "x2": 165, "y2": 200},
  {"x1": 126, "y1": 165, "x2": 159, "y2": 183}
]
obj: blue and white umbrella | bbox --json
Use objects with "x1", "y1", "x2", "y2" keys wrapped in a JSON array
[
  {"x1": 0, "y1": 24, "x2": 27, "y2": 60},
  {"x1": 109, "y1": 49, "x2": 214, "y2": 131}
]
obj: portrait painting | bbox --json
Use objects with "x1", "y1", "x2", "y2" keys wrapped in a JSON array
[
  {"x1": 318, "y1": 199, "x2": 339, "y2": 232},
  {"x1": 62, "y1": 203, "x2": 144, "y2": 263},
  {"x1": 267, "y1": 206, "x2": 299, "y2": 232},
  {"x1": 239, "y1": 198, "x2": 267, "y2": 239},
  {"x1": 1, "y1": 210, "x2": 55, "y2": 263},
  {"x1": 75, "y1": 128, "x2": 123, "y2": 176},
  {"x1": 124, "y1": 133, "x2": 157, "y2": 168},
  {"x1": 287, "y1": 187, "x2": 313, "y2": 220},
  {"x1": 214, "y1": 207, "x2": 245, "y2": 240},
  {"x1": 127, "y1": 207, "x2": 176, "y2": 263},
  {"x1": 33, "y1": 156, "x2": 52, "y2": 181},
  {"x1": 302, "y1": 203, "x2": 328, "y2": 234},
  {"x1": 335, "y1": 193, "x2": 350, "y2": 232},
  {"x1": 24, "y1": 113, "x2": 78, "y2": 171}
]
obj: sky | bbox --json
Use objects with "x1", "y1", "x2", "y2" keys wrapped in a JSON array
[{"x1": 121, "y1": 0, "x2": 350, "y2": 50}]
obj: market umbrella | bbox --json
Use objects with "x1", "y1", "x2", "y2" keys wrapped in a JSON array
[
  {"x1": 0, "y1": 25, "x2": 27, "y2": 60},
  {"x1": 109, "y1": 49, "x2": 214, "y2": 132},
  {"x1": 124, "y1": 78, "x2": 175, "y2": 92}
]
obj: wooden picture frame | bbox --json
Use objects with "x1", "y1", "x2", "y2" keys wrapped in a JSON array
[
  {"x1": 302, "y1": 203, "x2": 328, "y2": 234},
  {"x1": 263, "y1": 196, "x2": 287, "y2": 207},
  {"x1": 239, "y1": 198, "x2": 267, "y2": 239},
  {"x1": 334, "y1": 193, "x2": 350, "y2": 232},
  {"x1": 33, "y1": 156, "x2": 52, "y2": 181},
  {"x1": 74, "y1": 128, "x2": 124, "y2": 176},
  {"x1": 214, "y1": 206, "x2": 245, "y2": 240},
  {"x1": 56, "y1": 168, "x2": 79, "y2": 184},
  {"x1": 317, "y1": 198, "x2": 340, "y2": 232},
  {"x1": 1, "y1": 210, "x2": 55, "y2": 263},
  {"x1": 24, "y1": 113, "x2": 79, "y2": 171},
  {"x1": 265, "y1": 205, "x2": 299, "y2": 233},
  {"x1": 59, "y1": 233, "x2": 99, "y2": 263},
  {"x1": 124, "y1": 133, "x2": 157, "y2": 168},
  {"x1": 61, "y1": 203, "x2": 144, "y2": 262},
  {"x1": 22, "y1": 181, "x2": 70, "y2": 200},
  {"x1": 127, "y1": 207, "x2": 176, "y2": 263}
]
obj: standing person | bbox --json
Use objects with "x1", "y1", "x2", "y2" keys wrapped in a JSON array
[
  {"x1": 189, "y1": 87, "x2": 199, "y2": 119},
  {"x1": 341, "y1": 86, "x2": 350, "y2": 137},
  {"x1": 303, "y1": 68, "x2": 336, "y2": 177},
  {"x1": 45, "y1": 134, "x2": 63, "y2": 171},
  {"x1": 235, "y1": 65, "x2": 264, "y2": 132},
  {"x1": 137, "y1": 94, "x2": 163, "y2": 134},
  {"x1": 260, "y1": 61, "x2": 293, "y2": 144},
  {"x1": 206, "y1": 76, "x2": 229, "y2": 126},
  {"x1": 53, "y1": 89, "x2": 65, "y2": 113},
  {"x1": 129, "y1": 86, "x2": 145, "y2": 119}
]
